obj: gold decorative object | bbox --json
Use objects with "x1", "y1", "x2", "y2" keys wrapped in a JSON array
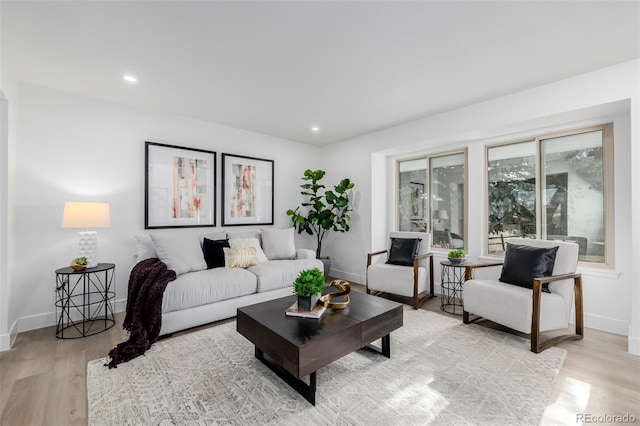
[{"x1": 318, "y1": 279, "x2": 351, "y2": 309}]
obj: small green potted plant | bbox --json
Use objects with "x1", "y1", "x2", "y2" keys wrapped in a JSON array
[
  {"x1": 70, "y1": 256, "x2": 88, "y2": 271},
  {"x1": 293, "y1": 268, "x2": 325, "y2": 311},
  {"x1": 448, "y1": 249, "x2": 466, "y2": 265}
]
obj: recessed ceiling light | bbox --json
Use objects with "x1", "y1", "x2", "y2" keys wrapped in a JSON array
[
  {"x1": 123, "y1": 74, "x2": 137, "y2": 83},
  {"x1": 311, "y1": 126, "x2": 320, "y2": 132}
]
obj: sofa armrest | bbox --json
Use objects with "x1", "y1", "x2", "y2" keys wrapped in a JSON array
[{"x1": 296, "y1": 248, "x2": 316, "y2": 260}]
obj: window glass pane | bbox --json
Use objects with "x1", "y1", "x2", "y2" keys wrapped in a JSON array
[
  {"x1": 398, "y1": 158, "x2": 427, "y2": 232},
  {"x1": 487, "y1": 141, "x2": 536, "y2": 254},
  {"x1": 542, "y1": 130, "x2": 604, "y2": 263},
  {"x1": 430, "y1": 153, "x2": 465, "y2": 249}
]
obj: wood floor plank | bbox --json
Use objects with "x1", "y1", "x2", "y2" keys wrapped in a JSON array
[{"x1": 1, "y1": 372, "x2": 51, "y2": 426}]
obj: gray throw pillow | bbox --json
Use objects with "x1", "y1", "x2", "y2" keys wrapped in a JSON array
[
  {"x1": 150, "y1": 232, "x2": 207, "y2": 275},
  {"x1": 260, "y1": 227, "x2": 296, "y2": 260}
]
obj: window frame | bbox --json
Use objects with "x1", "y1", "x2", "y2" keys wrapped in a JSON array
[
  {"x1": 396, "y1": 148, "x2": 468, "y2": 252},
  {"x1": 484, "y1": 123, "x2": 614, "y2": 268}
]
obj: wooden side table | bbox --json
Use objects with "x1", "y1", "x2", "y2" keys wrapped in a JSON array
[
  {"x1": 440, "y1": 259, "x2": 503, "y2": 315},
  {"x1": 55, "y1": 263, "x2": 116, "y2": 338}
]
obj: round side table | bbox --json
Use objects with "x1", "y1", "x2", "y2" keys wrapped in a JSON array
[
  {"x1": 440, "y1": 260, "x2": 466, "y2": 315},
  {"x1": 55, "y1": 263, "x2": 116, "y2": 338}
]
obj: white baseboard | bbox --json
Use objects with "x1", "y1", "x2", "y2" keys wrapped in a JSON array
[
  {"x1": 14, "y1": 298, "x2": 127, "y2": 335},
  {"x1": 329, "y1": 268, "x2": 365, "y2": 286},
  {"x1": 0, "y1": 319, "x2": 17, "y2": 352},
  {"x1": 582, "y1": 312, "x2": 629, "y2": 336}
]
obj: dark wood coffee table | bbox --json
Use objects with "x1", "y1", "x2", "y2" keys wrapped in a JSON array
[{"x1": 236, "y1": 290, "x2": 403, "y2": 405}]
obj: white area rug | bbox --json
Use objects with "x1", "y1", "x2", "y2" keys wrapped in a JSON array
[{"x1": 87, "y1": 308, "x2": 566, "y2": 425}]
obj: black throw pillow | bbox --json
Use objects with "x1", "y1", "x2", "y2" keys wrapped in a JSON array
[
  {"x1": 202, "y1": 238, "x2": 230, "y2": 269},
  {"x1": 499, "y1": 243, "x2": 559, "y2": 292},
  {"x1": 386, "y1": 238, "x2": 421, "y2": 266}
]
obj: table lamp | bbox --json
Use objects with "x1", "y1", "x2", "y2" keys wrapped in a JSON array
[{"x1": 61, "y1": 201, "x2": 111, "y2": 268}]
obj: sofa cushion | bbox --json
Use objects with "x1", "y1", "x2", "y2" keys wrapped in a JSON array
[
  {"x1": 229, "y1": 237, "x2": 268, "y2": 263},
  {"x1": 151, "y1": 232, "x2": 207, "y2": 275},
  {"x1": 224, "y1": 247, "x2": 258, "y2": 268},
  {"x1": 202, "y1": 238, "x2": 229, "y2": 269},
  {"x1": 162, "y1": 267, "x2": 257, "y2": 313},
  {"x1": 260, "y1": 227, "x2": 296, "y2": 260},
  {"x1": 464, "y1": 278, "x2": 568, "y2": 333},
  {"x1": 499, "y1": 243, "x2": 559, "y2": 292},
  {"x1": 386, "y1": 237, "x2": 421, "y2": 266},
  {"x1": 249, "y1": 258, "x2": 324, "y2": 293},
  {"x1": 367, "y1": 263, "x2": 428, "y2": 297}
]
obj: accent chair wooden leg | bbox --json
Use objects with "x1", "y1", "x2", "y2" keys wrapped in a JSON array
[
  {"x1": 530, "y1": 279, "x2": 542, "y2": 353},
  {"x1": 412, "y1": 259, "x2": 419, "y2": 309},
  {"x1": 463, "y1": 311, "x2": 470, "y2": 324},
  {"x1": 530, "y1": 275, "x2": 583, "y2": 354},
  {"x1": 428, "y1": 254, "x2": 434, "y2": 296},
  {"x1": 574, "y1": 276, "x2": 584, "y2": 339}
]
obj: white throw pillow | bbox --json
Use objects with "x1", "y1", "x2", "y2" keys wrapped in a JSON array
[
  {"x1": 260, "y1": 227, "x2": 296, "y2": 260},
  {"x1": 228, "y1": 237, "x2": 268, "y2": 263},
  {"x1": 150, "y1": 232, "x2": 207, "y2": 275},
  {"x1": 224, "y1": 247, "x2": 258, "y2": 268},
  {"x1": 135, "y1": 235, "x2": 157, "y2": 262}
]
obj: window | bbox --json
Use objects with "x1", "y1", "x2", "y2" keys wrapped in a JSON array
[
  {"x1": 398, "y1": 158, "x2": 427, "y2": 233},
  {"x1": 486, "y1": 124, "x2": 613, "y2": 266},
  {"x1": 398, "y1": 151, "x2": 467, "y2": 250}
]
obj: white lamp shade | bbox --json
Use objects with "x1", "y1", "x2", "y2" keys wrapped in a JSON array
[
  {"x1": 61, "y1": 202, "x2": 111, "y2": 228},
  {"x1": 62, "y1": 202, "x2": 111, "y2": 268}
]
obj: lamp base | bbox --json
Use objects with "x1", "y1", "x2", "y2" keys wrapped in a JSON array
[{"x1": 79, "y1": 231, "x2": 98, "y2": 268}]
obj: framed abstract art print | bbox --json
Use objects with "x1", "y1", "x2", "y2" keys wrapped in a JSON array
[
  {"x1": 145, "y1": 141, "x2": 216, "y2": 229},
  {"x1": 221, "y1": 153, "x2": 274, "y2": 226}
]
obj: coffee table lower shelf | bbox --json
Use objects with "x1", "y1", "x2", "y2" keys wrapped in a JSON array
[{"x1": 253, "y1": 334, "x2": 392, "y2": 405}]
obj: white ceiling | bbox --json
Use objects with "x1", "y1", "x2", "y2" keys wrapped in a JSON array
[{"x1": 2, "y1": 1, "x2": 639, "y2": 145}]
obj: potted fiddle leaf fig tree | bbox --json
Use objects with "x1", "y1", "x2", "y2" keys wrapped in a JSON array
[
  {"x1": 293, "y1": 268, "x2": 325, "y2": 311},
  {"x1": 286, "y1": 169, "x2": 355, "y2": 276}
]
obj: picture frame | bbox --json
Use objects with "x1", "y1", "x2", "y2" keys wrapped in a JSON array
[
  {"x1": 221, "y1": 153, "x2": 274, "y2": 226},
  {"x1": 145, "y1": 141, "x2": 216, "y2": 229}
]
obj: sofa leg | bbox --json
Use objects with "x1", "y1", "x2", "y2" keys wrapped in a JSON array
[{"x1": 463, "y1": 311, "x2": 470, "y2": 324}]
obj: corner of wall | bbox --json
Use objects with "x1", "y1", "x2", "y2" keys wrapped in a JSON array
[
  {"x1": 0, "y1": 319, "x2": 16, "y2": 351},
  {"x1": 628, "y1": 334, "x2": 640, "y2": 356}
]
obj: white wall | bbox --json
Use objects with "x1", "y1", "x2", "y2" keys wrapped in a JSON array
[
  {"x1": 4, "y1": 83, "x2": 321, "y2": 339},
  {"x1": 321, "y1": 60, "x2": 640, "y2": 355}
]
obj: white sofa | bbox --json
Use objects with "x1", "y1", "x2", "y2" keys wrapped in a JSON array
[{"x1": 135, "y1": 228, "x2": 323, "y2": 335}]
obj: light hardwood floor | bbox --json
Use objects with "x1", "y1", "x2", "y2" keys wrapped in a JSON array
[{"x1": 1, "y1": 289, "x2": 638, "y2": 426}]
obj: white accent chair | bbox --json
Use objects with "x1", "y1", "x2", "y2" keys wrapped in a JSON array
[
  {"x1": 366, "y1": 231, "x2": 434, "y2": 309},
  {"x1": 463, "y1": 238, "x2": 583, "y2": 353}
]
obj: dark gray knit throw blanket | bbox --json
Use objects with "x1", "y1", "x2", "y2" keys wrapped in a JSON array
[{"x1": 106, "y1": 258, "x2": 176, "y2": 368}]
